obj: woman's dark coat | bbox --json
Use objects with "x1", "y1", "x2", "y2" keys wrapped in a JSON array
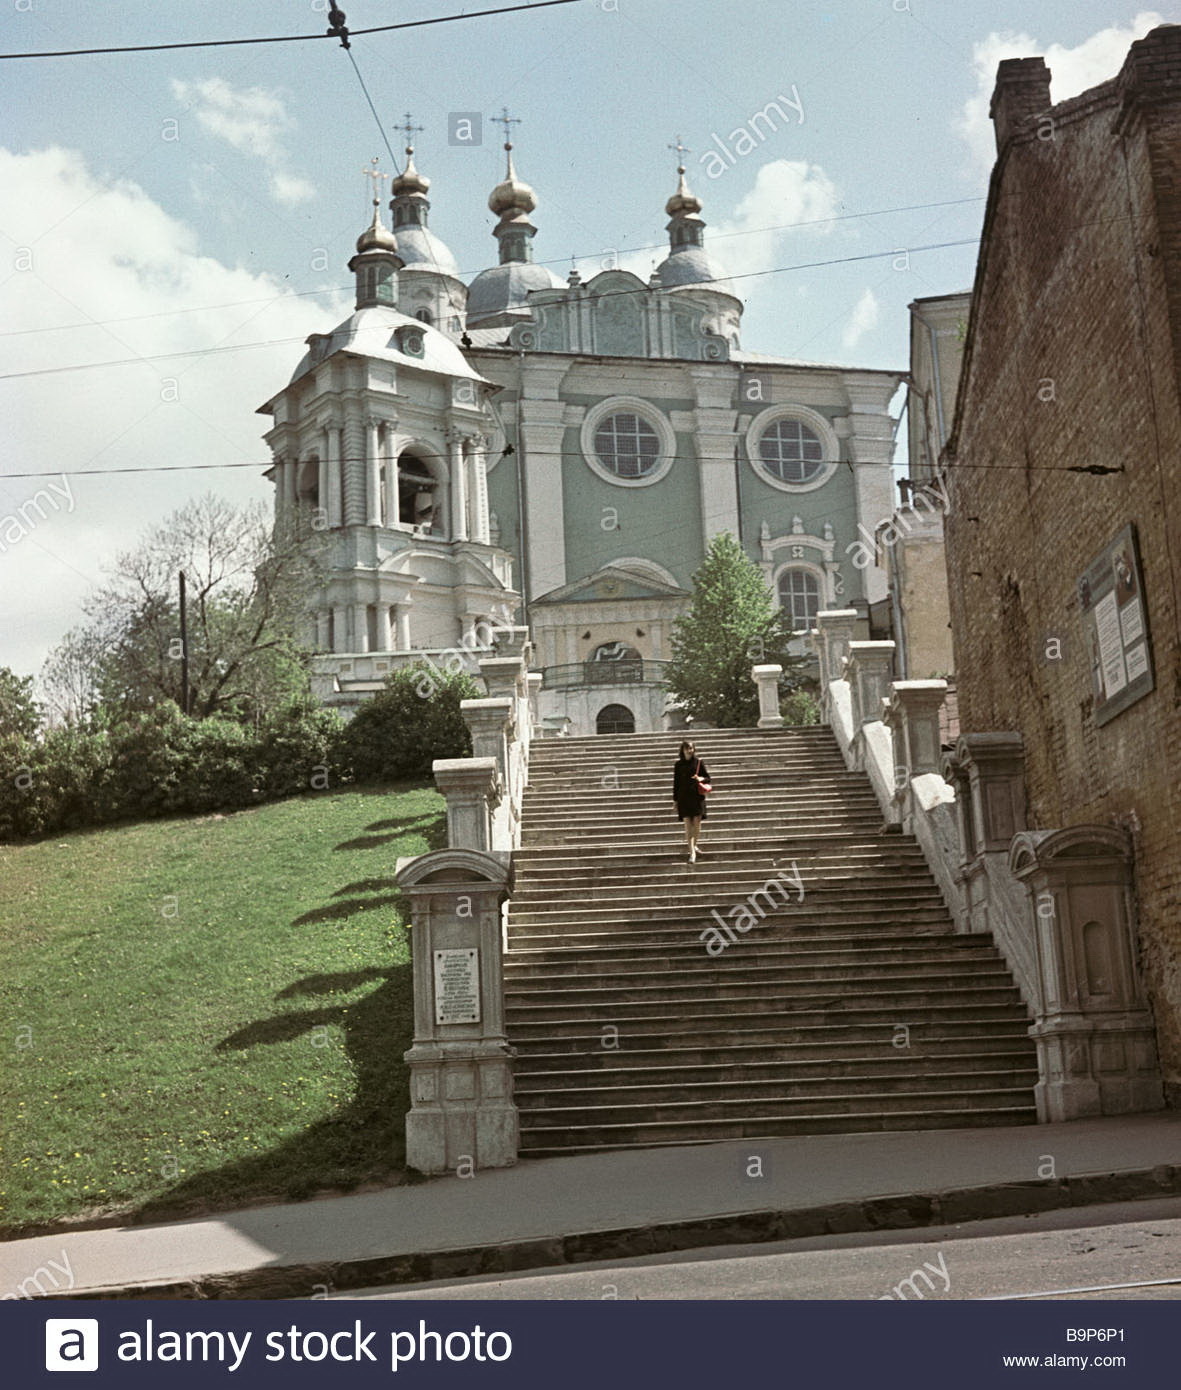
[{"x1": 673, "y1": 755, "x2": 711, "y2": 821}]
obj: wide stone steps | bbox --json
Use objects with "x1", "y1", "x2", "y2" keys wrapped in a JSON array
[
  {"x1": 518, "y1": 1102, "x2": 1038, "y2": 1156},
  {"x1": 515, "y1": 1064, "x2": 1040, "y2": 1110},
  {"x1": 504, "y1": 939, "x2": 1003, "y2": 976},
  {"x1": 513, "y1": 1021, "x2": 1034, "y2": 1061},
  {"x1": 505, "y1": 726, "x2": 1037, "y2": 1151},
  {"x1": 515, "y1": 1037, "x2": 1035, "y2": 1074},
  {"x1": 506, "y1": 1000, "x2": 1031, "y2": 1039}
]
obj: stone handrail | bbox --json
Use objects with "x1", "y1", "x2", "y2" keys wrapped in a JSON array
[{"x1": 804, "y1": 611, "x2": 1163, "y2": 1122}]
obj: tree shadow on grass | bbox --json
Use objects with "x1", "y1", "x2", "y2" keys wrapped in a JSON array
[
  {"x1": 335, "y1": 812, "x2": 446, "y2": 853},
  {"x1": 133, "y1": 963, "x2": 417, "y2": 1226},
  {"x1": 129, "y1": 798, "x2": 446, "y2": 1226}
]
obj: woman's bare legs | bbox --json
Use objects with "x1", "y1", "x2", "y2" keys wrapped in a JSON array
[{"x1": 686, "y1": 816, "x2": 701, "y2": 862}]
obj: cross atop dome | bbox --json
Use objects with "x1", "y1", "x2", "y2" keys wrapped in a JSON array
[
  {"x1": 394, "y1": 112, "x2": 424, "y2": 165},
  {"x1": 361, "y1": 155, "x2": 388, "y2": 209},
  {"x1": 665, "y1": 135, "x2": 702, "y2": 217},
  {"x1": 492, "y1": 107, "x2": 523, "y2": 151}
]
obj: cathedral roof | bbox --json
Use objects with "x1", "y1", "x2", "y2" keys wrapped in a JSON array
[
  {"x1": 395, "y1": 224, "x2": 461, "y2": 279},
  {"x1": 653, "y1": 244, "x2": 738, "y2": 297},
  {"x1": 281, "y1": 305, "x2": 489, "y2": 390},
  {"x1": 467, "y1": 260, "x2": 564, "y2": 326}
]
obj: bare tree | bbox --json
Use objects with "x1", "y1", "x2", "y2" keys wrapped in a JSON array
[{"x1": 44, "y1": 495, "x2": 327, "y2": 721}]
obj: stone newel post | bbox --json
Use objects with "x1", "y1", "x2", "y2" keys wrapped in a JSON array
[
  {"x1": 752, "y1": 664, "x2": 784, "y2": 728},
  {"x1": 884, "y1": 679, "x2": 948, "y2": 819},
  {"x1": 396, "y1": 849, "x2": 518, "y2": 1173},
  {"x1": 431, "y1": 758, "x2": 499, "y2": 855},
  {"x1": 845, "y1": 640, "x2": 896, "y2": 727},
  {"x1": 814, "y1": 609, "x2": 859, "y2": 704},
  {"x1": 1009, "y1": 827, "x2": 1164, "y2": 1122}
]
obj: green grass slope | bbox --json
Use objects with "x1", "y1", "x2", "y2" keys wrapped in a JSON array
[{"x1": 0, "y1": 784, "x2": 444, "y2": 1235}]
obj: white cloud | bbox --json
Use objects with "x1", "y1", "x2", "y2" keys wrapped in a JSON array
[
  {"x1": 957, "y1": 12, "x2": 1164, "y2": 175},
  {"x1": 842, "y1": 287, "x2": 880, "y2": 350},
  {"x1": 171, "y1": 77, "x2": 315, "y2": 205},
  {"x1": 710, "y1": 159, "x2": 841, "y2": 280},
  {"x1": 0, "y1": 146, "x2": 346, "y2": 677},
  {"x1": 594, "y1": 158, "x2": 841, "y2": 286}
]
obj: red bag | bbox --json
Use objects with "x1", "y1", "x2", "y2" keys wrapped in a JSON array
[{"x1": 693, "y1": 759, "x2": 712, "y2": 795}]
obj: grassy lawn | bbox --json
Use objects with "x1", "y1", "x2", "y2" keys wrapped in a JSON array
[{"x1": 0, "y1": 784, "x2": 444, "y2": 1236}]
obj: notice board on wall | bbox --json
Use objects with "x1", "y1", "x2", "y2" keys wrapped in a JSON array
[{"x1": 1077, "y1": 522, "x2": 1155, "y2": 727}]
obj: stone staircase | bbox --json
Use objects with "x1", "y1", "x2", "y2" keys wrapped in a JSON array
[{"x1": 504, "y1": 726, "x2": 1038, "y2": 1156}]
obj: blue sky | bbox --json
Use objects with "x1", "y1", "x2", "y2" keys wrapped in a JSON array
[{"x1": 0, "y1": 1, "x2": 1170, "y2": 676}]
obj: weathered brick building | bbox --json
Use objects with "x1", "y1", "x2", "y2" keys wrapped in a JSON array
[{"x1": 944, "y1": 26, "x2": 1181, "y2": 1102}]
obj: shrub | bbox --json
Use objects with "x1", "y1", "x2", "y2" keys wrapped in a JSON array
[
  {"x1": 256, "y1": 700, "x2": 346, "y2": 798},
  {"x1": 340, "y1": 662, "x2": 478, "y2": 783},
  {"x1": 781, "y1": 689, "x2": 821, "y2": 725}
]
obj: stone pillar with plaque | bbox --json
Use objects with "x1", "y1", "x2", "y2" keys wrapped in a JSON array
[{"x1": 395, "y1": 848, "x2": 518, "y2": 1174}]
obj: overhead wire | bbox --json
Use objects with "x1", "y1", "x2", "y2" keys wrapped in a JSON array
[
  {"x1": 0, "y1": 1, "x2": 583, "y2": 61},
  {"x1": 0, "y1": 238, "x2": 979, "y2": 384}
]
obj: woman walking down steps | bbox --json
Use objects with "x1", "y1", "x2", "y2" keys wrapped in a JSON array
[{"x1": 672, "y1": 739, "x2": 712, "y2": 863}]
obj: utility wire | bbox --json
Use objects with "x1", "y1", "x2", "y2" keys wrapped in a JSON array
[
  {"x1": 0, "y1": 456, "x2": 1124, "y2": 481},
  {"x1": 0, "y1": 1, "x2": 582, "y2": 61},
  {"x1": 0, "y1": 197, "x2": 987, "y2": 342},
  {"x1": 344, "y1": 49, "x2": 401, "y2": 172},
  {"x1": 0, "y1": 238, "x2": 978, "y2": 384}
]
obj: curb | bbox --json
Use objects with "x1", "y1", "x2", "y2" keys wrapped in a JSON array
[{"x1": 49, "y1": 1162, "x2": 1181, "y2": 1301}]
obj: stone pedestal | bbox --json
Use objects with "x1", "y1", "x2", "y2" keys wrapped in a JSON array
[
  {"x1": 752, "y1": 664, "x2": 784, "y2": 728},
  {"x1": 845, "y1": 641, "x2": 896, "y2": 727},
  {"x1": 525, "y1": 672, "x2": 543, "y2": 737},
  {"x1": 479, "y1": 656, "x2": 526, "y2": 702},
  {"x1": 814, "y1": 609, "x2": 860, "y2": 701},
  {"x1": 958, "y1": 732, "x2": 1026, "y2": 852},
  {"x1": 885, "y1": 679, "x2": 948, "y2": 818},
  {"x1": 396, "y1": 849, "x2": 518, "y2": 1174},
  {"x1": 1010, "y1": 827, "x2": 1164, "y2": 1121},
  {"x1": 432, "y1": 757, "x2": 499, "y2": 854}
]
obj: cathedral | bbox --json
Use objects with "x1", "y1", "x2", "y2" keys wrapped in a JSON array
[{"x1": 258, "y1": 122, "x2": 902, "y2": 734}]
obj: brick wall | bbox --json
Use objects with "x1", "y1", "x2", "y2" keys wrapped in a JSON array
[{"x1": 945, "y1": 27, "x2": 1181, "y2": 1097}]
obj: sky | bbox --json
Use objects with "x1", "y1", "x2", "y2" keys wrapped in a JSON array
[{"x1": 0, "y1": 0, "x2": 1171, "y2": 678}]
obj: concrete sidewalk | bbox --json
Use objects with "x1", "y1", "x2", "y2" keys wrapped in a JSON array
[{"x1": 3, "y1": 1113, "x2": 1179, "y2": 1300}]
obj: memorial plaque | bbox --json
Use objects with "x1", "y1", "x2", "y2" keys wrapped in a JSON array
[
  {"x1": 433, "y1": 948, "x2": 480, "y2": 1025},
  {"x1": 1077, "y1": 523, "x2": 1155, "y2": 727}
]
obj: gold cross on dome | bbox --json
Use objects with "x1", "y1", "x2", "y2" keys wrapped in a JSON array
[
  {"x1": 668, "y1": 135, "x2": 691, "y2": 168},
  {"x1": 361, "y1": 156, "x2": 387, "y2": 202},
  {"x1": 394, "y1": 113, "x2": 424, "y2": 155},
  {"x1": 492, "y1": 107, "x2": 522, "y2": 148}
]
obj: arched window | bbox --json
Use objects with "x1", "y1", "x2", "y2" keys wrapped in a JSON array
[
  {"x1": 397, "y1": 452, "x2": 443, "y2": 534},
  {"x1": 593, "y1": 412, "x2": 661, "y2": 478},
  {"x1": 759, "y1": 418, "x2": 825, "y2": 483},
  {"x1": 414, "y1": 307, "x2": 433, "y2": 325},
  {"x1": 778, "y1": 568, "x2": 821, "y2": 632},
  {"x1": 596, "y1": 703, "x2": 635, "y2": 735}
]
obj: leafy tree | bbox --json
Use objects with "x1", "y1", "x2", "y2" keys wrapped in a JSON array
[
  {"x1": 0, "y1": 667, "x2": 40, "y2": 740},
  {"x1": 42, "y1": 496, "x2": 326, "y2": 722},
  {"x1": 665, "y1": 532, "x2": 809, "y2": 727},
  {"x1": 339, "y1": 663, "x2": 480, "y2": 782}
]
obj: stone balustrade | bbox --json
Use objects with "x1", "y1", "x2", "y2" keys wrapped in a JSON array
[{"x1": 800, "y1": 649, "x2": 1165, "y2": 1123}]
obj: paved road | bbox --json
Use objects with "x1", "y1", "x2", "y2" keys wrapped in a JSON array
[{"x1": 352, "y1": 1197, "x2": 1181, "y2": 1301}]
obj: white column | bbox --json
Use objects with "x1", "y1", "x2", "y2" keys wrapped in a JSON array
[
  {"x1": 366, "y1": 419, "x2": 382, "y2": 526},
  {"x1": 280, "y1": 456, "x2": 296, "y2": 517},
  {"x1": 352, "y1": 602, "x2": 370, "y2": 654},
  {"x1": 317, "y1": 453, "x2": 330, "y2": 520},
  {"x1": 315, "y1": 610, "x2": 330, "y2": 651},
  {"x1": 326, "y1": 425, "x2": 343, "y2": 528},
  {"x1": 379, "y1": 604, "x2": 394, "y2": 652},
  {"x1": 470, "y1": 437, "x2": 490, "y2": 544},
  {"x1": 450, "y1": 433, "x2": 469, "y2": 541},
  {"x1": 332, "y1": 604, "x2": 347, "y2": 653},
  {"x1": 385, "y1": 438, "x2": 400, "y2": 527},
  {"x1": 396, "y1": 604, "x2": 412, "y2": 649}
]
